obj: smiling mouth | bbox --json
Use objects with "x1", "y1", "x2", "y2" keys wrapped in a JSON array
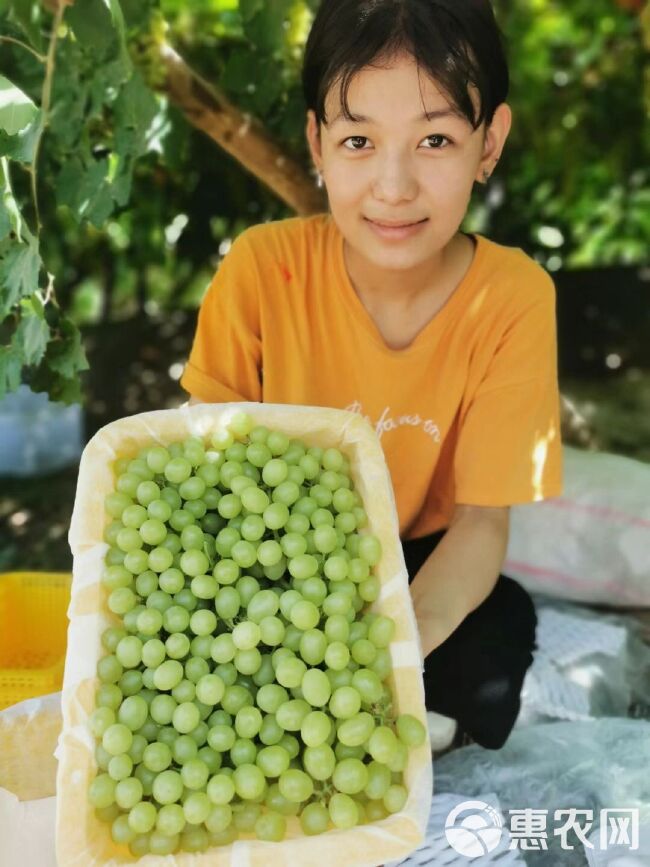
[{"x1": 365, "y1": 218, "x2": 428, "y2": 228}]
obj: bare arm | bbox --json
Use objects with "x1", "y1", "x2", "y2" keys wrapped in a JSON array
[
  {"x1": 186, "y1": 396, "x2": 204, "y2": 406},
  {"x1": 409, "y1": 504, "x2": 510, "y2": 658}
]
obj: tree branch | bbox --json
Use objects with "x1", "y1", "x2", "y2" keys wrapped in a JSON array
[{"x1": 159, "y1": 43, "x2": 327, "y2": 217}]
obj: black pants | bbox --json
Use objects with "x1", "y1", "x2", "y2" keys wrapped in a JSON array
[{"x1": 401, "y1": 528, "x2": 537, "y2": 750}]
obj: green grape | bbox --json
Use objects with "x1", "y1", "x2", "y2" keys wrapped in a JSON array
[
  {"x1": 230, "y1": 737, "x2": 257, "y2": 766},
  {"x1": 267, "y1": 430, "x2": 290, "y2": 455},
  {"x1": 172, "y1": 702, "x2": 200, "y2": 734},
  {"x1": 265, "y1": 782, "x2": 301, "y2": 817},
  {"x1": 300, "y1": 801, "x2": 330, "y2": 835},
  {"x1": 278, "y1": 768, "x2": 313, "y2": 803},
  {"x1": 396, "y1": 713, "x2": 427, "y2": 747},
  {"x1": 88, "y1": 773, "x2": 117, "y2": 808},
  {"x1": 289, "y1": 599, "x2": 320, "y2": 629},
  {"x1": 127, "y1": 800, "x2": 157, "y2": 834},
  {"x1": 232, "y1": 620, "x2": 261, "y2": 650},
  {"x1": 143, "y1": 741, "x2": 172, "y2": 772},
  {"x1": 180, "y1": 549, "x2": 209, "y2": 578},
  {"x1": 384, "y1": 784, "x2": 408, "y2": 814},
  {"x1": 301, "y1": 668, "x2": 332, "y2": 707},
  {"x1": 333, "y1": 757, "x2": 369, "y2": 794},
  {"x1": 205, "y1": 803, "x2": 233, "y2": 834},
  {"x1": 300, "y1": 710, "x2": 331, "y2": 747},
  {"x1": 271, "y1": 480, "x2": 300, "y2": 507},
  {"x1": 329, "y1": 686, "x2": 361, "y2": 720},
  {"x1": 115, "y1": 777, "x2": 144, "y2": 810},
  {"x1": 338, "y1": 712, "x2": 375, "y2": 747},
  {"x1": 193, "y1": 673, "x2": 224, "y2": 705},
  {"x1": 102, "y1": 723, "x2": 133, "y2": 756},
  {"x1": 386, "y1": 739, "x2": 409, "y2": 772},
  {"x1": 324, "y1": 641, "x2": 350, "y2": 671},
  {"x1": 328, "y1": 792, "x2": 359, "y2": 829},
  {"x1": 299, "y1": 628, "x2": 327, "y2": 665},
  {"x1": 153, "y1": 770, "x2": 183, "y2": 805},
  {"x1": 207, "y1": 724, "x2": 236, "y2": 753},
  {"x1": 263, "y1": 502, "x2": 290, "y2": 531},
  {"x1": 232, "y1": 802, "x2": 262, "y2": 832},
  {"x1": 368, "y1": 726, "x2": 399, "y2": 764},
  {"x1": 118, "y1": 695, "x2": 148, "y2": 732},
  {"x1": 275, "y1": 657, "x2": 306, "y2": 689},
  {"x1": 235, "y1": 705, "x2": 263, "y2": 738},
  {"x1": 111, "y1": 812, "x2": 136, "y2": 845},
  {"x1": 364, "y1": 761, "x2": 392, "y2": 800},
  {"x1": 207, "y1": 773, "x2": 235, "y2": 805},
  {"x1": 181, "y1": 758, "x2": 210, "y2": 791},
  {"x1": 153, "y1": 659, "x2": 184, "y2": 691},
  {"x1": 256, "y1": 744, "x2": 290, "y2": 777},
  {"x1": 213, "y1": 558, "x2": 240, "y2": 585},
  {"x1": 255, "y1": 810, "x2": 287, "y2": 841},
  {"x1": 135, "y1": 575, "x2": 160, "y2": 603},
  {"x1": 179, "y1": 824, "x2": 209, "y2": 852},
  {"x1": 351, "y1": 667, "x2": 383, "y2": 704},
  {"x1": 149, "y1": 830, "x2": 180, "y2": 855},
  {"x1": 233, "y1": 763, "x2": 266, "y2": 800},
  {"x1": 303, "y1": 743, "x2": 336, "y2": 781},
  {"x1": 148, "y1": 537, "x2": 174, "y2": 582},
  {"x1": 96, "y1": 683, "x2": 122, "y2": 711},
  {"x1": 257, "y1": 539, "x2": 283, "y2": 567},
  {"x1": 189, "y1": 609, "x2": 217, "y2": 636}
]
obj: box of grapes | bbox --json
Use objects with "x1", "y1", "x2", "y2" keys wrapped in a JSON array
[{"x1": 56, "y1": 402, "x2": 433, "y2": 866}]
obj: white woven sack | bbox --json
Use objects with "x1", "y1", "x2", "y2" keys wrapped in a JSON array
[{"x1": 503, "y1": 446, "x2": 650, "y2": 607}]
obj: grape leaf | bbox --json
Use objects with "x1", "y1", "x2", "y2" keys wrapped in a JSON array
[
  {"x1": 0, "y1": 109, "x2": 43, "y2": 163},
  {"x1": 0, "y1": 342, "x2": 23, "y2": 396},
  {"x1": 46, "y1": 316, "x2": 90, "y2": 380},
  {"x1": 12, "y1": 306, "x2": 50, "y2": 365},
  {"x1": 0, "y1": 235, "x2": 41, "y2": 320},
  {"x1": 0, "y1": 75, "x2": 38, "y2": 136}
]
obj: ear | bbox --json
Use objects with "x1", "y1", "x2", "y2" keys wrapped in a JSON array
[
  {"x1": 305, "y1": 109, "x2": 324, "y2": 174},
  {"x1": 475, "y1": 102, "x2": 512, "y2": 184}
]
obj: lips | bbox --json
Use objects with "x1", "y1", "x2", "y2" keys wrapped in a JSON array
[{"x1": 366, "y1": 218, "x2": 427, "y2": 228}]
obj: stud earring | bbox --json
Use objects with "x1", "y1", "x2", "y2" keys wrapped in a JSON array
[{"x1": 316, "y1": 171, "x2": 323, "y2": 188}]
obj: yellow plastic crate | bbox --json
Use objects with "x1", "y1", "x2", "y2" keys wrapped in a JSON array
[{"x1": 0, "y1": 572, "x2": 72, "y2": 710}]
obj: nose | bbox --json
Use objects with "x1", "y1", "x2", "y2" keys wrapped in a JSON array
[{"x1": 372, "y1": 159, "x2": 418, "y2": 204}]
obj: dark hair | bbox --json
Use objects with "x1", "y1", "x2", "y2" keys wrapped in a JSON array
[{"x1": 301, "y1": 0, "x2": 509, "y2": 133}]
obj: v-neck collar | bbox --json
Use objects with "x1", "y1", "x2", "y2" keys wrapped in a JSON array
[{"x1": 328, "y1": 214, "x2": 487, "y2": 357}]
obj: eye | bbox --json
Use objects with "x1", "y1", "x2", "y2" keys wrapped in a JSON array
[
  {"x1": 341, "y1": 136, "x2": 370, "y2": 150},
  {"x1": 340, "y1": 134, "x2": 452, "y2": 151},
  {"x1": 423, "y1": 134, "x2": 451, "y2": 149}
]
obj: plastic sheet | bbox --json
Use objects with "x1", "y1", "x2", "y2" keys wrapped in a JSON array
[
  {"x1": 0, "y1": 384, "x2": 83, "y2": 477},
  {"x1": 56, "y1": 402, "x2": 433, "y2": 867},
  {"x1": 430, "y1": 719, "x2": 650, "y2": 867},
  {"x1": 516, "y1": 595, "x2": 650, "y2": 726}
]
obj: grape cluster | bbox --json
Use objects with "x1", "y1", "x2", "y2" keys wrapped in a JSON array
[{"x1": 89, "y1": 410, "x2": 426, "y2": 856}]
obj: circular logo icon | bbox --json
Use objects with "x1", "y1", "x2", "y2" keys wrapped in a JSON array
[{"x1": 445, "y1": 799, "x2": 504, "y2": 857}]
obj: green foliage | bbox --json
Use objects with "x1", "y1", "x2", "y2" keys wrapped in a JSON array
[{"x1": 0, "y1": 0, "x2": 648, "y2": 406}]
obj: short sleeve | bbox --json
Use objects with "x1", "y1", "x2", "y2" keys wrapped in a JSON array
[
  {"x1": 179, "y1": 232, "x2": 262, "y2": 403},
  {"x1": 454, "y1": 277, "x2": 563, "y2": 506}
]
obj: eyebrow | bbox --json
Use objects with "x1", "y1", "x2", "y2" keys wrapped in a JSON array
[{"x1": 329, "y1": 108, "x2": 465, "y2": 127}]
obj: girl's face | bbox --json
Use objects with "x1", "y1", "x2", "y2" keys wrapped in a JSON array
[{"x1": 306, "y1": 51, "x2": 511, "y2": 272}]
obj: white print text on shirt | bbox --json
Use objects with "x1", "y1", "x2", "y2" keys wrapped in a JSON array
[{"x1": 344, "y1": 401, "x2": 441, "y2": 443}]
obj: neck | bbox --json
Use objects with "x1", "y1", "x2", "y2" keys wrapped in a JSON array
[{"x1": 343, "y1": 233, "x2": 467, "y2": 307}]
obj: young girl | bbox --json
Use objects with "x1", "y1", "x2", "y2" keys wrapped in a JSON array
[{"x1": 181, "y1": 0, "x2": 563, "y2": 751}]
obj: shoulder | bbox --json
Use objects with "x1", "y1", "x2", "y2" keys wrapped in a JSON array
[
  {"x1": 239, "y1": 212, "x2": 331, "y2": 255},
  {"x1": 475, "y1": 234, "x2": 556, "y2": 308}
]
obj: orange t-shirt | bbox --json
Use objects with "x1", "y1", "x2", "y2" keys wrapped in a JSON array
[{"x1": 180, "y1": 212, "x2": 563, "y2": 540}]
